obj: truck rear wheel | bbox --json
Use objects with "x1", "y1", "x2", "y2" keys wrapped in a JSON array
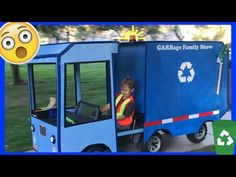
[
  {"x1": 136, "y1": 132, "x2": 162, "y2": 152},
  {"x1": 186, "y1": 123, "x2": 207, "y2": 143},
  {"x1": 146, "y1": 132, "x2": 162, "y2": 152}
]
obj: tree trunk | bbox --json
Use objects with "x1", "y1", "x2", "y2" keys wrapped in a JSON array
[
  {"x1": 10, "y1": 64, "x2": 26, "y2": 85},
  {"x1": 173, "y1": 26, "x2": 183, "y2": 41}
]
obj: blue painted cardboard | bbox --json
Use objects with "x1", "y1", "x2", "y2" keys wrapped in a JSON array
[{"x1": 28, "y1": 41, "x2": 229, "y2": 152}]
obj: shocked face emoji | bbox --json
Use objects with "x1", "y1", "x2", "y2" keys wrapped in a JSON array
[{"x1": 0, "y1": 22, "x2": 39, "y2": 64}]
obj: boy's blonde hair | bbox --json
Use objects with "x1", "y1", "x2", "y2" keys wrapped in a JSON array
[{"x1": 120, "y1": 77, "x2": 135, "y2": 89}]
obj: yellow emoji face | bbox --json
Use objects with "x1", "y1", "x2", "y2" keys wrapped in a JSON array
[{"x1": 0, "y1": 22, "x2": 39, "y2": 64}]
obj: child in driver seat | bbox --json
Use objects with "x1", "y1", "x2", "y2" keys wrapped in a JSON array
[{"x1": 101, "y1": 77, "x2": 135, "y2": 131}]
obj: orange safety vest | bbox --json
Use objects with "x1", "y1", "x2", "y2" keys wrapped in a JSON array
[{"x1": 116, "y1": 93, "x2": 134, "y2": 126}]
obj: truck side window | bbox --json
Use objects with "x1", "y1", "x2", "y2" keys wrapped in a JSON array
[
  {"x1": 65, "y1": 61, "x2": 112, "y2": 127},
  {"x1": 31, "y1": 64, "x2": 57, "y2": 126},
  {"x1": 80, "y1": 62, "x2": 107, "y2": 107}
]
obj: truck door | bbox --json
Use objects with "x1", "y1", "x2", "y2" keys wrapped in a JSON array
[
  {"x1": 28, "y1": 63, "x2": 59, "y2": 152},
  {"x1": 60, "y1": 61, "x2": 117, "y2": 152}
]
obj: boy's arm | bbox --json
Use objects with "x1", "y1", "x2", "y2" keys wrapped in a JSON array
[{"x1": 100, "y1": 103, "x2": 110, "y2": 112}]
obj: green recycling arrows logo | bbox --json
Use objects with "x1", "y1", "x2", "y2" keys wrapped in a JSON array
[
  {"x1": 213, "y1": 120, "x2": 236, "y2": 155},
  {"x1": 217, "y1": 130, "x2": 234, "y2": 146}
]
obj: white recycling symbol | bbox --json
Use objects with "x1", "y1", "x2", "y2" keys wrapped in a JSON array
[
  {"x1": 178, "y1": 62, "x2": 195, "y2": 83},
  {"x1": 217, "y1": 130, "x2": 234, "y2": 146}
]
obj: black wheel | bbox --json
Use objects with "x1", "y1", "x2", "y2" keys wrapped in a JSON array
[
  {"x1": 146, "y1": 132, "x2": 162, "y2": 152},
  {"x1": 186, "y1": 123, "x2": 207, "y2": 143},
  {"x1": 136, "y1": 132, "x2": 163, "y2": 152},
  {"x1": 85, "y1": 146, "x2": 109, "y2": 152}
]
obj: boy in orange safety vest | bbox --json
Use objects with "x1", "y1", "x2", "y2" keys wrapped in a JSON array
[{"x1": 101, "y1": 77, "x2": 135, "y2": 131}]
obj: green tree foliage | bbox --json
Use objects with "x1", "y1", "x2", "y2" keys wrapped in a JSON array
[
  {"x1": 193, "y1": 25, "x2": 228, "y2": 43},
  {"x1": 35, "y1": 25, "x2": 230, "y2": 45},
  {"x1": 36, "y1": 25, "x2": 63, "y2": 42}
]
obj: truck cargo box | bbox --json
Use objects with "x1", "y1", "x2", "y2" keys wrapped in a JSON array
[{"x1": 115, "y1": 41, "x2": 228, "y2": 141}]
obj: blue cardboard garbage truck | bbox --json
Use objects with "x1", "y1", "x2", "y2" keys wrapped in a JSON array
[{"x1": 27, "y1": 41, "x2": 229, "y2": 152}]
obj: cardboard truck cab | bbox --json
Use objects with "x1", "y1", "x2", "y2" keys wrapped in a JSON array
[{"x1": 28, "y1": 41, "x2": 229, "y2": 152}]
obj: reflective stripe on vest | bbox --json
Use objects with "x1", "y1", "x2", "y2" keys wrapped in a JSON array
[
  {"x1": 115, "y1": 94, "x2": 123, "y2": 106},
  {"x1": 115, "y1": 93, "x2": 134, "y2": 126},
  {"x1": 115, "y1": 93, "x2": 134, "y2": 118}
]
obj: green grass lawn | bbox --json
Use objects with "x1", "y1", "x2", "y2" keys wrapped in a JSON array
[
  {"x1": 5, "y1": 62, "x2": 107, "y2": 152},
  {"x1": 5, "y1": 64, "x2": 31, "y2": 152}
]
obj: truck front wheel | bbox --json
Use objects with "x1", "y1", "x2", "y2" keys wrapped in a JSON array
[
  {"x1": 85, "y1": 146, "x2": 110, "y2": 152},
  {"x1": 186, "y1": 123, "x2": 207, "y2": 143}
]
